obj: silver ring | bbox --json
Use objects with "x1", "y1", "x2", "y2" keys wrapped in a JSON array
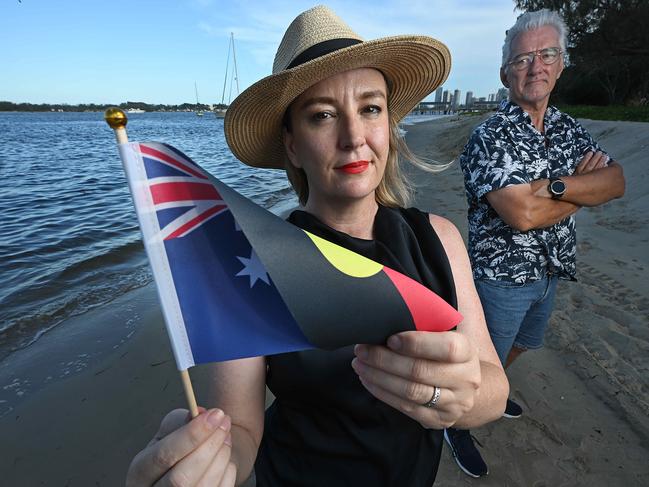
[{"x1": 422, "y1": 386, "x2": 441, "y2": 408}]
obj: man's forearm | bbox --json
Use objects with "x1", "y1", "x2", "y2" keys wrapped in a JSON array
[
  {"x1": 528, "y1": 179, "x2": 582, "y2": 227},
  {"x1": 487, "y1": 181, "x2": 581, "y2": 231},
  {"x1": 558, "y1": 162, "x2": 625, "y2": 206},
  {"x1": 485, "y1": 160, "x2": 623, "y2": 232},
  {"x1": 520, "y1": 162, "x2": 625, "y2": 229}
]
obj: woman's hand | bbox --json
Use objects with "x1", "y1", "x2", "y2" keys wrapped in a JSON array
[
  {"x1": 352, "y1": 330, "x2": 481, "y2": 429},
  {"x1": 126, "y1": 408, "x2": 237, "y2": 487}
]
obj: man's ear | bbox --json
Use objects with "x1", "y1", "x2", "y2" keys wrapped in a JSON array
[
  {"x1": 500, "y1": 67, "x2": 510, "y2": 88},
  {"x1": 283, "y1": 127, "x2": 302, "y2": 169}
]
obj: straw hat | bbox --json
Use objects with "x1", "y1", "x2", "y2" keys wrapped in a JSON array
[{"x1": 224, "y1": 5, "x2": 451, "y2": 169}]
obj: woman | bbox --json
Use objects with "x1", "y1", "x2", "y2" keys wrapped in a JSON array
[{"x1": 126, "y1": 6, "x2": 508, "y2": 486}]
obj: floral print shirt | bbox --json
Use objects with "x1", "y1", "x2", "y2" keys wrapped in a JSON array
[{"x1": 459, "y1": 100, "x2": 606, "y2": 283}]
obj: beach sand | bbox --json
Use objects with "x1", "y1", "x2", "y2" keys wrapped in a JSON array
[{"x1": 1, "y1": 115, "x2": 647, "y2": 486}]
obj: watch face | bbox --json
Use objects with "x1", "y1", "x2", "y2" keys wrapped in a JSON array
[{"x1": 551, "y1": 179, "x2": 566, "y2": 195}]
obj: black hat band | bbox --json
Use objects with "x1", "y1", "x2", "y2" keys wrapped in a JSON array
[{"x1": 286, "y1": 38, "x2": 362, "y2": 69}]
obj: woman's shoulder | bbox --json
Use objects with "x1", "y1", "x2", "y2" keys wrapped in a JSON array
[
  {"x1": 423, "y1": 213, "x2": 470, "y2": 274},
  {"x1": 387, "y1": 207, "x2": 463, "y2": 253},
  {"x1": 396, "y1": 207, "x2": 459, "y2": 235},
  {"x1": 427, "y1": 213, "x2": 459, "y2": 233},
  {"x1": 428, "y1": 213, "x2": 463, "y2": 241},
  {"x1": 403, "y1": 209, "x2": 464, "y2": 250}
]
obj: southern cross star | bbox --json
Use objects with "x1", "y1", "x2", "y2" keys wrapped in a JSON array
[{"x1": 236, "y1": 249, "x2": 270, "y2": 287}]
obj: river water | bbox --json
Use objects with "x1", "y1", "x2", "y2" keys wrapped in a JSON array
[{"x1": 0, "y1": 111, "x2": 297, "y2": 361}]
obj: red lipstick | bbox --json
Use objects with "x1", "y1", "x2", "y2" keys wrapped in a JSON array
[{"x1": 336, "y1": 160, "x2": 369, "y2": 174}]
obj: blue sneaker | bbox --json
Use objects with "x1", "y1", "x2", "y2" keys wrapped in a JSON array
[
  {"x1": 444, "y1": 428, "x2": 488, "y2": 478},
  {"x1": 503, "y1": 399, "x2": 523, "y2": 419}
]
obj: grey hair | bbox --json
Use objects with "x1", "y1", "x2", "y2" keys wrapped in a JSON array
[{"x1": 502, "y1": 9, "x2": 567, "y2": 68}]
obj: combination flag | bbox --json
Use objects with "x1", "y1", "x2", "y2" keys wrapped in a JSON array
[{"x1": 118, "y1": 142, "x2": 462, "y2": 370}]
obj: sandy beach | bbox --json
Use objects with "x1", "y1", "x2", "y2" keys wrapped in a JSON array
[{"x1": 1, "y1": 114, "x2": 648, "y2": 486}]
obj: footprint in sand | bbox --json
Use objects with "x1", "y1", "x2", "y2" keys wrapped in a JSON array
[{"x1": 580, "y1": 263, "x2": 649, "y2": 315}]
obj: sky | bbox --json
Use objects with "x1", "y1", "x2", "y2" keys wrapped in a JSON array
[{"x1": 1, "y1": 0, "x2": 521, "y2": 105}]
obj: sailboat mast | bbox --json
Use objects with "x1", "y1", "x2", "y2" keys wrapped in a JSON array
[
  {"x1": 214, "y1": 32, "x2": 238, "y2": 117},
  {"x1": 194, "y1": 81, "x2": 200, "y2": 105},
  {"x1": 231, "y1": 32, "x2": 239, "y2": 95},
  {"x1": 220, "y1": 33, "x2": 233, "y2": 105}
]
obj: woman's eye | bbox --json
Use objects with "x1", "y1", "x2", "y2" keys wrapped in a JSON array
[
  {"x1": 313, "y1": 111, "x2": 333, "y2": 121},
  {"x1": 364, "y1": 105, "x2": 382, "y2": 115}
]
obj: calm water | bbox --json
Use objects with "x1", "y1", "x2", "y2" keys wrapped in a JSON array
[{"x1": 0, "y1": 111, "x2": 296, "y2": 360}]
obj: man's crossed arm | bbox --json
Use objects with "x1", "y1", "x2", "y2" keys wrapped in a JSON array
[{"x1": 486, "y1": 151, "x2": 625, "y2": 232}]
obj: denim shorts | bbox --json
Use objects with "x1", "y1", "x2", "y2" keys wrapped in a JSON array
[{"x1": 474, "y1": 276, "x2": 558, "y2": 365}]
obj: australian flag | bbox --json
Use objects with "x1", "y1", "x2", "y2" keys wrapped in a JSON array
[{"x1": 119, "y1": 142, "x2": 313, "y2": 369}]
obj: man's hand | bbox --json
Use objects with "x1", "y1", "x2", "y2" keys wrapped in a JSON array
[{"x1": 574, "y1": 151, "x2": 609, "y2": 175}]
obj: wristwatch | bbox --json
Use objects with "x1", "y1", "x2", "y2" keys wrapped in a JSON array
[{"x1": 548, "y1": 178, "x2": 566, "y2": 199}]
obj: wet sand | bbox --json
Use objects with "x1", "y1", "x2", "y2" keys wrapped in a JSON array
[{"x1": 1, "y1": 114, "x2": 647, "y2": 486}]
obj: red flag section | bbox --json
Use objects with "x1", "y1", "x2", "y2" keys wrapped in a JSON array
[{"x1": 383, "y1": 267, "x2": 462, "y2": 332}]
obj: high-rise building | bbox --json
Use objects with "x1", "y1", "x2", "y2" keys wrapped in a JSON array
[
  {"x1": 465, "y1": 91, "x2": 474, "y2": 107},
  {"x1": 453, "y1": 89, "x2": 461, "y2": 109},
  {"x1": 443, "y1": 90, "x2": 450, "y2": 103},
  {"x1": 488, "y1": 93, "x2": 495, "y2": 102},
  {"x1": 435, "y1": 87, "x2": 443, "y2": 103},
  {"x1": 496, "y1": 87, "x2": 509, "y2": 102}
]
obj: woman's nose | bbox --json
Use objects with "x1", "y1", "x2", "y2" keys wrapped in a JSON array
[{"x1": 338, "y1": 115, "x2": 365, "y2": 150}]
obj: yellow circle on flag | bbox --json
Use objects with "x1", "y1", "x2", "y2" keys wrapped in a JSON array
[{"x1": 304, "y1": 231, "x2": 383, "y2": 278}]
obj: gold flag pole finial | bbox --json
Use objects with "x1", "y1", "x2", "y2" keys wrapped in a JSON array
[{"x1": 104, "y1": 107, "x2": 129, "y2": 144}]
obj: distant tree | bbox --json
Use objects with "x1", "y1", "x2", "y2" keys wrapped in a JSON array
[{"x1": 514, "y1": 0, "x2": 649, "y2": 105}]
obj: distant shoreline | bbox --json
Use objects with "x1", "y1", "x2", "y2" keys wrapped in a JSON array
[
  {"x1": 0, "y1": 108, "x2": 215, "y2": 113},
  {"x1": 0, "y1": 101, "x2": 225, "y2": 113},
  {"x1": 2, "y1": 102, "x2": 647, "y2": 122}
]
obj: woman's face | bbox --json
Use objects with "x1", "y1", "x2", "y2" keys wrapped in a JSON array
[{"x1": 284, "y1": 68, "x2": 390, "y2": 209}]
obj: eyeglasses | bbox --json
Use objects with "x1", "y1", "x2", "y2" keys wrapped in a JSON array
[{"x1": 507, "y1": 47, "x2": 563, "y2": 71}]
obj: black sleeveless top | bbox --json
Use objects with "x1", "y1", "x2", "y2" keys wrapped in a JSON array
[{"x1": 255, "y1": 206, "x2": 458, "y2": 487}]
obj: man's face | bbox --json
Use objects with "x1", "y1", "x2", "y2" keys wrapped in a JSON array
[{"x1": 501, "y1": 25, "x2": 564, "y2": 110}]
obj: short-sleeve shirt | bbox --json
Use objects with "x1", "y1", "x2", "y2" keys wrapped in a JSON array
[{"x1": 459, "y1": 100, "x2": 606, "y2": 283}]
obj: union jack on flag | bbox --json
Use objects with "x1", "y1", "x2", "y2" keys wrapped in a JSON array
[{"x1": 139, "y1": 144, "x2": 227, "y2": 240}]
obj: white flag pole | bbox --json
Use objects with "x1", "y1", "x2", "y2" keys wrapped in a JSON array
[{"x1": 104, "y1": 108, "x2": 200, "y2": 418}]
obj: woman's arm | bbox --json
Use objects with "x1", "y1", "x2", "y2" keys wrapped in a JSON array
[
  {"x1": 125, "y1": 356, "x2": 266, "y2": 487},
  {"x1": 351, "y1": 215, "x2": 508, "y2": 429},
  {"x1": 428, "y1": 214, "x2": 509, "y2": 427},
  {"x1": 205, "y1": 356, "x2": 267, "y2": 485}
]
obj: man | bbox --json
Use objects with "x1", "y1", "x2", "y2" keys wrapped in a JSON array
[{"x1": 446, "y1": 9, "x2": 625, "y2": 478}]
